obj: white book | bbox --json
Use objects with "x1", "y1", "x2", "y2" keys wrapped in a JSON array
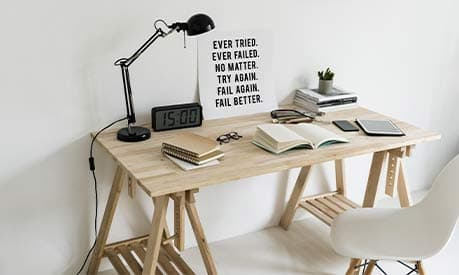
[
  {"x1": 165, "y1": 154, "x2": 220, "y2": 171},
  {"x1": 296, "y1": 88, "x2": 357, "y2": 103},
  {"x1": 294, "y1": 98, "x2": 358, "y2": 113},
  {"x1": 252, "y1": 123, "x2": 349, "y2": 154}
]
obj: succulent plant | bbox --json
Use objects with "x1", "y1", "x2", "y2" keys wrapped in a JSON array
[{"x1": 318, "y1": 67, "x2": 335, "y2": 81}]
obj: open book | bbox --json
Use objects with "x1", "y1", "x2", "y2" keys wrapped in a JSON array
[{"x1": 252, "y1": 123, "x2": 349, "y2": 154}]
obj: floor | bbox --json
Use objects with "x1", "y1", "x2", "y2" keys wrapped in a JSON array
[{"x1": 99, "y1": 192, "x2": 458, "y2": 274}]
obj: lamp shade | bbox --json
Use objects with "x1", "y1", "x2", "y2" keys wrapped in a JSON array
[{"x1": 186, "y1": 14, "x2": 215, "y2": 36}]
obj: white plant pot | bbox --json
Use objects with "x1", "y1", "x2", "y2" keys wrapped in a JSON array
[{"x1": 319, "y1": 80, "x2": 333, "y2": 94}]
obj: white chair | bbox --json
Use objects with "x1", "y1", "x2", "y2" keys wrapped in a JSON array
[{"x1": 330, "y1": 155, "x2": 459, "y2": 275}]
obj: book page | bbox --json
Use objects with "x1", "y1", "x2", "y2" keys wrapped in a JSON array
[
  {"x1": 288, "y1": 124, "x2": 348, "y2": 149},
  {"x1": 257, "y1": 124, "x2": 305, "y2": 144}
]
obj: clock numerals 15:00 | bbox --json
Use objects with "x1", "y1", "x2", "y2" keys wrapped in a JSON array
[
  {"x1": 162, "y1": 108, "x2": 199, "y2": 127},
  {"x1": 151, "y1": 103, "x2": 203, "y2": 131}
]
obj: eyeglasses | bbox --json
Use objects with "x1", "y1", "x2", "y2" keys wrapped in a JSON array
[
  {"x1": 271, "y1": 109, "x2": 324, "y2": 124},
  {"x1": 216, "y1": 132, "x2": 243, "y2": 145}
]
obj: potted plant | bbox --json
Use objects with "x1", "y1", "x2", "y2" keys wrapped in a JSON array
[{"x1": 318, "y1": 67, "x2": 335, "y2": 94}]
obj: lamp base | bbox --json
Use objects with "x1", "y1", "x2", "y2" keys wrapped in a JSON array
[{"x1": 117, "y1": 126, "x2": 151, "y2": 142}]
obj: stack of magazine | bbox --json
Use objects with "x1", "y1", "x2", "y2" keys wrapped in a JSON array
[
  {"x1": 294, "y1": 88, "x2": 358, "y2": 113},
  {"x1": 162, "y1": 132, "x2": 224, "y2": 171}
]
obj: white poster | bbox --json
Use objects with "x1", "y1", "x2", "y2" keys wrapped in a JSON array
[{"x1": 198, "y1": 30, "x2": 278, "y2": 120}]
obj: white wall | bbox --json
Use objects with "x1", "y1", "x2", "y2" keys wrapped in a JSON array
[{"x1": 0, "y1": 0, "x2": 458, "y2": 274}]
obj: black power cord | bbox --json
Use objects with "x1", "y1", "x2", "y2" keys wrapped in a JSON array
[{"x1": 76, "y1": 117, "x2": 127, "y2": 275}]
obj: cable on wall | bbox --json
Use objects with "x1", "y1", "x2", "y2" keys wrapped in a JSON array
[{"x1": 76, "y1": 117, "x2": 127, "y2": 275}]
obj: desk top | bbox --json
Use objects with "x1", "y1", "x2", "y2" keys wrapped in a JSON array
[{"x1": 95, "y1": 106, "x2": 440, "y2": 197}]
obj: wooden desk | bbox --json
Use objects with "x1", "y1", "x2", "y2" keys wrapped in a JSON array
[{"x1": 87, "y1": 106, "x2": 440, "y2": 275}]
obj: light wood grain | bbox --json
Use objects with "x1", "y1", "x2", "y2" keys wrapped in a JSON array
[
  {"x1": 335, "y1": 194, "x2": 360, "y2": 209},
  {"x1": 406, "y1": 145, "x2": 415, "y2": 157},
  {"x1": 185, "y1": 190, "x2": 217, "y2": 275},
  {"x1": 316, "y1": 197, "x2": 343, "y2": 214},
  {"x1": 298, "y1": 193, "x2": 360, "y2": 227},
  {"x1": 279, "y1": 166, "x2": 313, "y2": 230},
  {"x1": 130, "y1": 243, "x2": 146, "y2": 262},
  {"x1": 128, "y1": 176, "x2": 136, "y2": 198},
  {"x1": 301, "y1": 191, "x2": 338, "y2": 202},
  {"x1": 106, "y1": 250, "x2": 130, "y2": 275},
  {"x1": 417, "y1": 261, "x2": 426, "y2": 275},
  {"x1": 143, "y1": 196, "x2": 169, "y2": 275},
  {"x1": 397, "y1": 162, "x2": 412, "y2": 208},
  {"x1": 163, "y1": 243, "x2": 196, "y2": 275},
  {"x1": 88, "y1": 166, "x2": 125, "y2": 274},
  {"x1": 93, "y1": 106, "x2": 440, "y2": 197},
  {"x1": 346, "y1": 258, "x2": 361, "y2": 275},
  {"x1": 335, "y1": 159, "x2": 346, "y2": 195},
  {"x1": 363, "y1": 260, "x2": 376, "y2": 275},
  {"x1": 104, "y1": 235, "x2": 149, "y2": 251},
  {"x1": 299, "y1": 201, "x2": 333, "y2": 226},
  {"x1": 118, "y1": 245, "x2": 142, "y2": 275},
  {"x1": 173, "y1": 191, "x2": 186, "y2": 251},
  {"x1": 362, "y1": 151, "x2": 387, "y2": 207},
  {"x1": 325, "y1": 196, "x2": 352, "y2": 211},
  {"x1": 158, "y1": 251, "x2": 180, "y2": 275},
  {"x1": 308, "y1": 200, "x2": 338, "y2": 219},
  {"x1": 385, "y1": 152, "x2": 401, "y2": 197}
]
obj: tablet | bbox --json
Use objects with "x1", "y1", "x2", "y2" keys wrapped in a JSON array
[{"x1": 355, "y1": 119, "x2": 405, "y2": 136}]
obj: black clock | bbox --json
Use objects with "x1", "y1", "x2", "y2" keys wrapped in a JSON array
[{"x1": 151, "y1": 103, "x2": 203, "y2": 131}]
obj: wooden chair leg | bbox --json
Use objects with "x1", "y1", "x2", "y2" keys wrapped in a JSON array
[
  {"x1": 346, "y1": 258, "x2": 361, "y2": 275},
  {"x1": 363, "y1": 260, "x2": 376, "y2": 275},
  {"x1": 344, "y1": 152, "x2": 386, "y2": 275},
  {"x1": 143, "y1": 196, "x2": 169, "y2": 275},
  {"x1": 279, "y1": 166, "x2": 313, "y2": 230},
  {"x1": 185, "y1": 190, "x2": 217, "y2": 275},
  {"x1": 417, "y1": 261, "x2": 426, "y2": 275},
  {"x1": 87, "y1": 166, "x2": 125, "y2": 274}
]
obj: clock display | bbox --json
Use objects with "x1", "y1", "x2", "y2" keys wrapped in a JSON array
[{"x1": 152, "y1": 103, "x2": 203, "y2": 131}]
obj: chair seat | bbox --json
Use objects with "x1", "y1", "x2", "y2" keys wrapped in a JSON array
[{"x1": 330, "y1": 207, "x2": 444, "y2": 261}]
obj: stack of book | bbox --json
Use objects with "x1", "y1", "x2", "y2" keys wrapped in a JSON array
[
  {"x1": 162, "y1": 132, "x2": 224, "y2": 170},
  {"x1": 294, "y1": 88, "x2": 358, "y2": 113}
]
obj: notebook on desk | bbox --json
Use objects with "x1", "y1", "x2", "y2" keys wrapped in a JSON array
[
  {"x1": 163, "y1": 132, "x2": 221, "y2": 157},
  {"x1": 252, "y1": 123, "x2": 349, "y2": 154},
  {"x1": 162, "y1": 132, "x2": 224, "y2": 167}
]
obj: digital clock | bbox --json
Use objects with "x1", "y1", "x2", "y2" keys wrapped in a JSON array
[{"x1": 151, "y1": 103, "x2": 203, "y2": 131}]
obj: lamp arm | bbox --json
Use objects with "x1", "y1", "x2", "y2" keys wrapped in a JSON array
[
  {"x1": 121, "y1": 28, "x2": 165, "y2": 67},
  {"x1": 114, "y1": 26, "x2": 176, "y2": 130}
]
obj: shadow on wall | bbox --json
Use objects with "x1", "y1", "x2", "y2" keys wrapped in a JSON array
[
  {"x1": 0, "y1": 136, "x2": 92, "y2": 274},
  {"x1": 0, "y1": 135, "x2": 152, "y2": 275}
]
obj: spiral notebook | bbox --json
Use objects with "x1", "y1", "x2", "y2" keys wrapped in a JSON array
[
  {"x1": 162, "y1": 132, "x2": 224, "y2": 167},
  {"x1": 162, "y1": 132, "x2": 220, "y2": 158}
]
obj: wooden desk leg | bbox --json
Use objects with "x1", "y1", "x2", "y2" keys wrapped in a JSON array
[
  {"x1": 397, "y1": 162, "x2": 412, "y2": 208},
  {"x1": 88, "y1": 166, "x2": 125, "y2": 275},
  {"x1": 173, "y1": 191, "x2": 186, "y2": 251},
  {"x1": 362, "y1": 151, "x2": 387, "y2": 208},
  {"x1": 143, "y1": 196, "x2": 169, "y2": 275},
  {"x1": 335, "y1": 159, "x2": 346, "y2": 196},
  {"x1": 185, "y1": 190, "x2": 217, "y2": 275},
  {"x1": 279, "y1": 166, "x2": 313, "y2": 230}
]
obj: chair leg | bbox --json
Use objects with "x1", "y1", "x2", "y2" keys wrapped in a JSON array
[
  {"x1": 416, "y1": 261, "x2": 426, "y2": 275},
  {"x1": 363, "y1": 260, "x2": 376, "y2": 275},
  {"x1": 346, "y1": 258, "x2": 362, "y2": 275}
]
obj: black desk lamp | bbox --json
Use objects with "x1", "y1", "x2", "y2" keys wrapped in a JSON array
[{"x1": 114, "y1": 13, "x2": 215, "y2": 142}]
